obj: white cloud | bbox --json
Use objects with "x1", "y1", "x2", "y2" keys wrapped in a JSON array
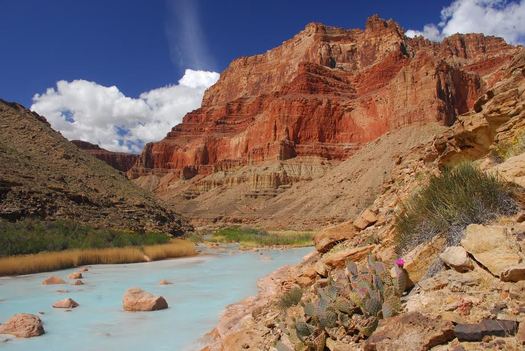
[
  {"x1": 30, "y1": 69, "x2": 219, "y2": 153},
  {"x1": 406, "y1": 0, "x2": 525, "y2": 44}
]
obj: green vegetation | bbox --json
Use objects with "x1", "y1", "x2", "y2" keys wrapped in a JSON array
[
  {"x1": 276, "y1": 256, "x2": 402, "y2": 350},
  {"x1": 0, "y1": 219, "x2": 170, "y2": 257},
  {"x1": 278, "y1": 287, "x2": 303, "y2": 310},
  {"x1": 491, "y1": 130, "x2": 525, "y2": 162},
  {"x1": 209, "y1": 226, "x2": 314, "y2": 248},
  {"x1": 0, "y1": 239, "x2": 197, "y2": 276},
  {"x1": 395, "y1": 163, "x2": 516, "y2": 255}
]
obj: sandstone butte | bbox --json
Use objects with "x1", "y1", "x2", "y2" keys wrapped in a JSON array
[
  {"x1": 127, "y1": 15, "x2": 520, "y2": 228},
  {"x1": 72, "y1": 140, "x2": 138, "y2": 172}
]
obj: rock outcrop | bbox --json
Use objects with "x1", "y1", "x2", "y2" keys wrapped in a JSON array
[
  {"x1": 0, "y1": 100, "x2": 190, "y2": 235},
  {"x1": 52, "y1": 298, "x2": 79, "y2": 309},
  {"x1": 0, "y1": 314, "x2": 44, "y2": 338},
  {"x1": 122, "y1": 288, "x2": 168, "y2": 311},
  {"x1": 129, "y1": 16, "x2": 518, "y2": 228},
  {"x1": 72, "y1": 140, "x2": 138, "y2": 172}
]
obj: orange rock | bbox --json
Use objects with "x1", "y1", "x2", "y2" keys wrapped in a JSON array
[
  {"x1": 68, "y1": 272, "x2": 83, "y2": 280},
  {"x1": 122, "y1": 288, "x2": 168, "y2": 312},
  {"x1": 42, "y1": 276, "x2": 65, "y2": 285},
  {"x1": 0, "y1": 314, "x2": 44, "y2": 338},
  {"x1": 52, "y1": 298, "x2": 79, "y2": 309}
]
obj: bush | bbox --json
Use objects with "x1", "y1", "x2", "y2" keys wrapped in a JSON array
[
  {"x1": 278, "y1": 287, "x2": 303, "y2": 309},
  {"x1": 395, "y1": 163, "x2": 516, "y2": 255},
  {"x1": 210, "y1": 227, "x2": 313, "y2": 247},
  {"x1": 0, "y1": 219, "x2": 170, "y2": 256},
  {"x1": 491, "y1": 131, "x2": 525, "y2": 162}
]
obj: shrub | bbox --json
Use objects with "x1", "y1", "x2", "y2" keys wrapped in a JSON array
[
  {"x1": 395, "y1": 163, "x2": 516, "y2": 255},
  {"x1": 0, "y1": 219, "x2": 170, "y2": 256},
  {"x1": 491, "y1": 130, "x2": 525, "y2": 162},
  {"x1": 210, "y1": 227, "x2": 313, "y2": 247},
  {"x1": 278, "y1": 287, "x2": 303, "y2": 309}
]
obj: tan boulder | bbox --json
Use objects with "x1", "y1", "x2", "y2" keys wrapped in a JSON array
[
  {"x1": 73, "y1": 280, "x2": 84, "y2": 286},
  {"x1": 0, "y1": 313, "x2": 44, "y2": 338},
  {"x1": 159, "y1": 279, "x2": 172, "y2": 285},
  {"x1": 321, "y1": 245, "x2": 374, "y2": 268},
  {"x1": 42, "y1": 276, "x2": 65, "y2": 285},
  {"x1": 314, "y1": 261, "x2": 328, "y2": 277},
  {"x1": 461, "y1": 224, "x2": 522, "y2": 276},
  {"x1": 314, "y1": 221, "x2": 356, "y2": 253},
  {"x1": 493, "y1": 153, "x2": 525, "y2": 187},
  {"x1": 501, "y1": 264, "x2": 525, "y2": 282},
  {"x1": 404, "y1": 235, "x2": 446, "y2": 284},
  {"x1": 68, "y1": 272, "x2": 83, "y2": 280},
  {"x1": 439, "y1": 246, "x2": 474, "y2": 272},
  {"x1": 353, "y1": 209, "x2": 378, "y2": 231},
  {"x1": 365, "y1": 312, "x2": 455, "y2": 351},
  {"x1": 52, "y1": 298, "x2": 79, "y2": 309},
  {"x1": 122, "y1": 288, "x2": 168, "y2": 311}
]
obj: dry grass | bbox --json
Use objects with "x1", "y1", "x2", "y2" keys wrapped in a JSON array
[
  {"x1": 0, "y1": 239, "x2": 197, "y2": 276},
  {"x1": 143, "y1": 239, "x2": 197, "y2": 260}
]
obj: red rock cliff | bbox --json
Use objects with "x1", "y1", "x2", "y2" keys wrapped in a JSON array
[
  {"x1": 72, "y1": 140, "x2": 138, "y2": 172},
  {"x1": 129, "y1": 15, "x2": 517, "y2": 179}
]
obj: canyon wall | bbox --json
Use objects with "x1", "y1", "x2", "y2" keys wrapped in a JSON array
[{"x1": 72, "y1": 140, "x2": 138, "y2": 172}]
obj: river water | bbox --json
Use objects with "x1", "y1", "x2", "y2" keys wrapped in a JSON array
[{"x1": 0, "y1": 246, "x2": 312, "y2": 351}]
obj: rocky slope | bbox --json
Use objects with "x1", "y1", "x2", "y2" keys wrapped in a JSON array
[
  {"x1": 129, "y1": 16, "x2": 519, "y2": 228},
  {"x1": 0, "y1": 100, "x2": 188, "y2": 234},
  {"x1": 202, "y1": 49, "x2": 525, "y2": 350},
  {"x1": 72, "y1": 140, "x2": 138, "y2": 172}
]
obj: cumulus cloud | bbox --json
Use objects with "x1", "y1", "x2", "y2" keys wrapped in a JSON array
[
  {"x1": 30, "y1": 69, "x2": 219, "y2": 153},
  {"x1": 406, "y1": 0, "x2": 525, "y2": 44}
]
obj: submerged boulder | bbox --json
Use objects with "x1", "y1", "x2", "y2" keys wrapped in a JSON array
[
  {"x1": 0, "y1": 313, "x2": 44, "y2": 338},
  {"x1": 68, "y1": 272, "x2": 83, "y2": 280},
  {"x1": 42, "y1": 276, "x2": 65, "y2": 285},
  {"x1": 122, "y1": 288, "x2": 168, "y2": 311}
]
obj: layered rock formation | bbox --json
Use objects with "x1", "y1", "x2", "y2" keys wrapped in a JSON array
[
  {"x1": 202, "y1": 49, "x2": 525, "y2": 351},
  {"x1": 0, "y1": 100, "x2": 189, "y2": 234},
  {"x1": 129, "y1": 16, "x2": 519, "y2": 228},
  {"x1": 72, "y1": 140, "x2": 138, "y2": 172}
]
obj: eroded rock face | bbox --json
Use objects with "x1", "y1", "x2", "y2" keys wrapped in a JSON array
[
  {"x1": 72, "y1": 140, "x2": 138, "y2": 172},
  {"x1": 122, "y1": 288, "x2": 168, "y2": 312},
  {"x1": 129, "y1": 16, "x2": 516, "y2": 181},
  {"x1": 365, "y1": 312, "x2": 455, "y2": 351},
  {"x1": 0, "y1": 313, "x2": 44, "y2": 338}
]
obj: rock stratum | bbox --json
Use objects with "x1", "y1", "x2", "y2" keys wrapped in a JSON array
[
  {"x1": 72, "y1": 140, "x2": 138, "y2": 172},
  {"x1": 0, "y1": 100, "x2": 189, "y2": 234},
  {"x1": 203, "y1": 45, "x2": 525, "y2": 351},
  {"x1": 129, "y1": 16, "x2": 519, "y2": 229}
]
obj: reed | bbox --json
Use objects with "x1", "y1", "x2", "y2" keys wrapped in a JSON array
[{"x1": 0, "y1": 240, "x2": 196, "y2": 276}]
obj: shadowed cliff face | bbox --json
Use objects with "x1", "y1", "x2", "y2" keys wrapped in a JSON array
[
  {"x1": 72, "y1": 140, "x2": 138, "y2": 172},
  {"x1": 0, "y1": 100, "x2": 189, "y2": 235}
]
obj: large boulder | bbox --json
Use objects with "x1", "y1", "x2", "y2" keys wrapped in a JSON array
[
  {"x1": 404, "y1": 235, "x2": 445, "y2": 284},
  {"x1": 52, "y1": 298, "x2": 79, "y2": 309},
  {"x1": 0, "y1": 313, "x2": 44, "y2": 338},
  {"x1": 122, "y1": 288, "x2": 168, "y2": 311},
  {"x1": 365, "y1": 312, "x2": 455, "y2": 351},
  {"x1": 439, "y1": 246, "x2": 473, "y2": 272},
  {"x1": 42, "y1": 276, "x2": 65, "y2": 285},
  {"x1": 461, "y1": 224, "x2": 522, "y2": 277},
  {"x1": 314, "y1": 221, "x2": 356, "y2": 253},
  {"x1": 321, "y1": 245, "x2": 374, "y2": 268},
  {"x1": 353, "y1": 209, "x2": 378, "y2": 231},
  {"x1": 493, "y1": 153, "x2": 525, "y2": 188}
]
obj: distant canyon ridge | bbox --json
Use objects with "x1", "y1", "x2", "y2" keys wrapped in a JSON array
[{"x1": 87, "y1": 16, "x2": 522, "y2": 229}]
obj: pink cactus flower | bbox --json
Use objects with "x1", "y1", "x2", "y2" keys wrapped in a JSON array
[{"x1": 395, "y1": 258, "x2": 405, "y2": 267}]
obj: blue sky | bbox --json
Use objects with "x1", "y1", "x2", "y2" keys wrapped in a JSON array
[
  {"x1": 2, "y1": 0, "x2": 524, "y2": 152},
  {"x1": 1, "y1": 0, "x2": 449, "y2": 106}
]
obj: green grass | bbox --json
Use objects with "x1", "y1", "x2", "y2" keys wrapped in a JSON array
[
  {"x1": 209, "y1": 227, "x2": 314, "y2": 248},
  {"x1": 0, "y1": 219, "x2": 170, "y2": 257},
  {"x1": 395, "y1": 163, "x2": 516, "y2": 255}
]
